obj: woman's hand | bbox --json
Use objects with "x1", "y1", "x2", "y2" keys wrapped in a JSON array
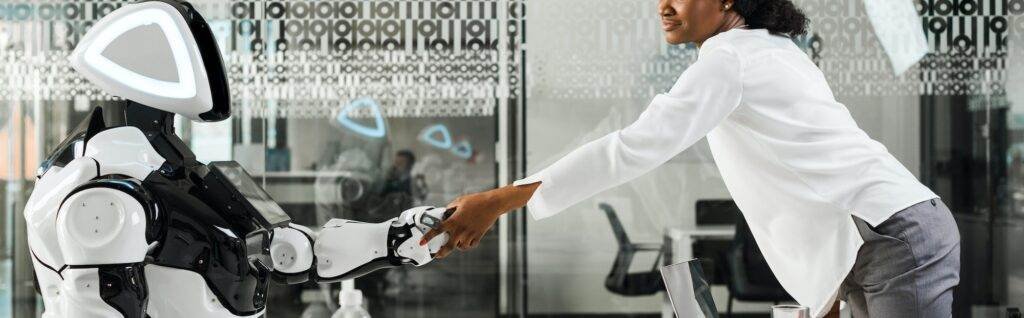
[
  {"x1": 421, "y1": 190, "x2": 504, "y2": 258},
  {"x1": 420, "y1": 183, "x2": 540, "y2": 259}
]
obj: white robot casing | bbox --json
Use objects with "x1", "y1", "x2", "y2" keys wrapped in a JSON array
[{"x1": 25, "y1": 1, "x2": 450, "y2": 317}]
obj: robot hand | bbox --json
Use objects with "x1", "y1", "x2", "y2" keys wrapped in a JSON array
[
  {"x1": 269, "y1": 206, "x2": 451, "y2": 283},
  {"x1": 391, "y1": 206, "x2": 452, "y2": 260}
]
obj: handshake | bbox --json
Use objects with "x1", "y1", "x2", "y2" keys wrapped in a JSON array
[{"x1": 418, "y1": 182, "x2": 541, "y2": 259}]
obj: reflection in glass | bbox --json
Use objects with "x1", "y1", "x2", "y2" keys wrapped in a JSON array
[
  {"x1": 335, "y1": 98, "x2": 387, "y2": 139},
  {"x1": 661, "y1": 260, "x2": 717, "y2": 318},
  {"x1": 450, "y1": 140, "x2": 473, "y2": 159},
  {"x1": 3, "y1": 0, "x2": 519, "y2": 315},
  {"x1": 419, "y1": 124, "x2": 454, "y2": 149},
  {"x1": 264, "y1": 115, "x2": 498, "y2": 317}
]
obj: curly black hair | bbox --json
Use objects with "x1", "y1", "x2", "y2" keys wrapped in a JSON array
[{"x1": 731, "y1": 0, "x2": 809, "y2": 38}]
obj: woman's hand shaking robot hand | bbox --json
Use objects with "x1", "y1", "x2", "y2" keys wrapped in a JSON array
[
  {"x1": 23, "y1": 1, "x2": 449, "y2": 317},
  {"x1": 272, "y1": 206, "x2": 452, "y2": 283}
]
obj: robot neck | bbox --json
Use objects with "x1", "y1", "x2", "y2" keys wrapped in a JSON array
[{"x1": 101, "y1": 100, "x2": 176, "y2": 135}]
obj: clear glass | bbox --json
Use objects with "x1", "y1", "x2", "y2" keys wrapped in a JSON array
[
  {"x1": 525, "y1": 0, "x2": 704, "y2": 315},
  {"x1": 256, "y1": 114, "x2": 501, "y2": 317},
  {"x1": 3, "y1": 0, "x2": 1024, "y2": 317},
  {"x1": 524, "y1": 0, "x2": 1024, "y2": 316},
  {"x1": 661, "y1": 260, "x2": 717, "y2": 318},
  {"x1": 0, "y1": 0, "x2": 521, "y2": 317},
  {"x1": 770, "y1": 305, "x2": 810, "y2": 318}
]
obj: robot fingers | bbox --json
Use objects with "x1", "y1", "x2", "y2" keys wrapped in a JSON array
[
  {"x1": 394, "y1": 227, "x2": 434, "y2": 266},
  {"x1": 398, "y1": 206, "x2": 451, "y2": 255},
  {"x1": 415, "y1": 206, "x2": 453, "y2": 230}
]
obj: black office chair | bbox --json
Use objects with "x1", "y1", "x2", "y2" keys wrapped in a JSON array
[
  {"x1": 599, "y1": 203, "x2": 666, "y2": 296},
  {"x1": 721, "y1": 217, "x2": 793, "y2": 317}
]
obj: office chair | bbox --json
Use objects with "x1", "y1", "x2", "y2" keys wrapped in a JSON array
[
  {"x1": 721, "y1": 217, "x2": 793, "y2": 317},
  {"x1": 599, "y1": 203, "x2": 666, "y2": 296}
]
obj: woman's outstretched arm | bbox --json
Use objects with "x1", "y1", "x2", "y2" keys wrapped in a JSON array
[{"x1": 422, "y1": 44, "x2": 744, "y2": 258}]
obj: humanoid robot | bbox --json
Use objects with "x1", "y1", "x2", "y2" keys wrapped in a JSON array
[{"x1": 23, "y1": 1, "x2": 450, "y2": 317}]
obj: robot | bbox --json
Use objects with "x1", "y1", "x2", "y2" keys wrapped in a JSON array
[{"x1": 23, "y1": 1, "x2": 450, "y2": 317}]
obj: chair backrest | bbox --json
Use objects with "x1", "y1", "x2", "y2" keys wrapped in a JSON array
[
  {"x1": 724, "y1": 216, "x2": 791, "y2": 301},
  {"x1": 695, "y1": 199, "x2": 742, "y2": 226},
  {"x1": 599, "y1": 203, "x2": 632, "y2": 248},
  {"x1": 599, "y1": 203, "x2": 666, "y2": 296},
  {"x1": 732, "y1": 219, "x2": 780, "y2": 286}
]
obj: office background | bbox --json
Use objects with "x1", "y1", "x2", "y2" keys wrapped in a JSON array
[{"x1": 1, "y1": 0, "x2": 1022, "y2": 317}]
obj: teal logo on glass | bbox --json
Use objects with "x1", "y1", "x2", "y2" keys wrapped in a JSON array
[
  {"x1": 451, "y1": 140, "x2": 473, "y2": 159},
  {"x1": 336, "y1": 98, "x2": 386, "y2": 138},
  {"x1": 419, "y1": 124, "x2": 453, "y2": 149}
]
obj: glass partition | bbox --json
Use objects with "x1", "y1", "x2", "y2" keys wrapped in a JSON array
[
  {"x1": 522, "y1": 0, "x2": 1024, "y2": 316},
  {"x1": 3, "y1": 0, "x2": 1024, "y2": 317},
  {"x1": 0, "y1": 0, "x2": 523, "y2": 317}
]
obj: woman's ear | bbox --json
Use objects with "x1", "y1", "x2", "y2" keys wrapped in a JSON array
[{"x1": 723, "y1": 0, "x2": 735, "y2": 11}]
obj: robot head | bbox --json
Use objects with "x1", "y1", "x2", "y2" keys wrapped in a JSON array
[{"x1": 69, "y1": 0, "x2": 230, "y2": 122}]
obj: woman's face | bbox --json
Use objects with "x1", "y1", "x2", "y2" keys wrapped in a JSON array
[{"x1": 658, "y1": 0, "x2": 729, "y2": 45}]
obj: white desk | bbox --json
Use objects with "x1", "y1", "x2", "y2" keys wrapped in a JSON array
[
  {"x1": 664, "y1": 226, "x2": 736, "y2": 263},
  {"x1": 661, "y1": 226, "x2": 735, "y2": 318}
]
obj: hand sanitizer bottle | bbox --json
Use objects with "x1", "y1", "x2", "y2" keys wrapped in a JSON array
[{"x1": 331, "y1": 289, "x2": 370, "y2": 318}]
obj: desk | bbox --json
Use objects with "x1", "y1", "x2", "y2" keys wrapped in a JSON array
[{"x1": 661, "y1": 226, "x2": 735, "y2": 318}]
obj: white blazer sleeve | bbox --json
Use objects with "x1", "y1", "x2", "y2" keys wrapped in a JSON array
[{"x1": 514, "y1": 46, "x2": 744, "y2": 220}]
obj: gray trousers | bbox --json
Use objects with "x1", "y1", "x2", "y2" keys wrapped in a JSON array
[{"x1": 839, "y1": 198, "x2": 961, "y2": 318}]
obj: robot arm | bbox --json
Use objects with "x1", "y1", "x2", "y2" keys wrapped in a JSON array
[{"x1": 270, "y1": 206, "x2": 450, "y2": 283}]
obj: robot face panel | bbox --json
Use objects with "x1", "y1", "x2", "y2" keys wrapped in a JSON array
[{"x1": 69, "y1": 0, "x2": 230, "y2": 122}]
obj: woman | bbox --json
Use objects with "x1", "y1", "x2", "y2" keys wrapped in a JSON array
[{"x1": 421, "y1": 0, "x2": 961, "y2": 316}]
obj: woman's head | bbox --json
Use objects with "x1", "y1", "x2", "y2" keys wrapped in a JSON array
[{"x1": 658, "y1": 0, "x2": 808, "y2": 45}]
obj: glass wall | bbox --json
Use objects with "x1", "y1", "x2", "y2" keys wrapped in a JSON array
[
  {"x1": 522, "y1": 0, "x2": 1024, "y2": 316},
  {"x1": 1, "y1": 0, "x2": 522, "y2": 317},
  {"x1": 524, "y1": 0, "x2": 705, "y2": 315},
  {"x1": 2, "y1": 0, "x2": 1024, "y2": 317}
]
